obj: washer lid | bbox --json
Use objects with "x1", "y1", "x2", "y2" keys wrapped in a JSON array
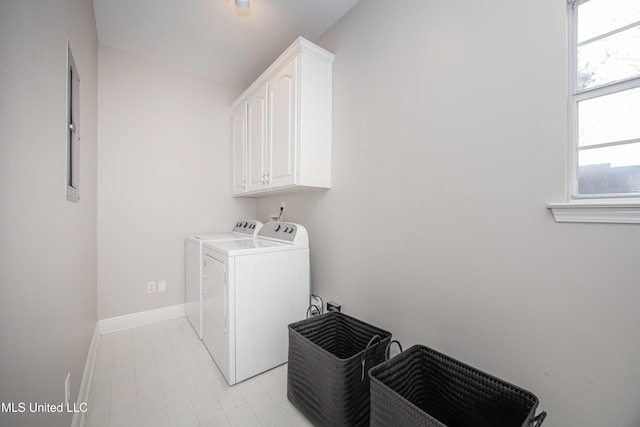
[
  {"x1": 186, "y1": 219, "x2": 264, "y2": 244},
  {"x1": 203, "y1": 238, "x2": 307, "y2": 256},
  {"x1": 186, "y1": 233, "x2": 253, "y2": 245}
]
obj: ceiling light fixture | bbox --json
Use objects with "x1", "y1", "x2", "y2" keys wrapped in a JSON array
[{"x1": 235, "y1": 0, "x2": 249, "y2": 8}]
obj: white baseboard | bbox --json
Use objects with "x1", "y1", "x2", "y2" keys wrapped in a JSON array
[
  {"x1": 98, "y1": 304, "x2": 186, "y2": 335},
  {"x1": 72, "y1": 322, "x2": 99, "y2": 427}
]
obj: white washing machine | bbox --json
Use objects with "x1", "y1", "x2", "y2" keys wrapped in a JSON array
[
  {"x1": 185, "y1": 220, "x2": 262, "y2": 340},
  {"x1": 202, "y1": 221, "x2": 310, "y2": 385}
]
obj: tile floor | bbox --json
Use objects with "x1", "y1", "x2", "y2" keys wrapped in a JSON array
[{"x1": 85, "y1": 317, "x2": 314, "y2": 427}]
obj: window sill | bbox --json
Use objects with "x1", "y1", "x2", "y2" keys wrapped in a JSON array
[{"x1": 547, "y1": 201, "x2": 640, "y2": 224}]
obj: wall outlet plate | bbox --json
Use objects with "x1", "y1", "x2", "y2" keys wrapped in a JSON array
[
  {"x1": 158, "y1": 280, "x2": 166, "y2": 292},
  {"x1": 327, "y1": 301, "x2": 341, "y2": 312},
  {"x1": 147, "y1": 281, "x2": 156, "y2": 293}
]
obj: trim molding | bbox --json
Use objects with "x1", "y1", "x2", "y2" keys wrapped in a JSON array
[
  {"x1": 72, "y1": 323, "x2": 99, "y2": 427},
  {"x1": 230, "y1": 36, "x2": 334, "y2": 111},
  {"x1": 548, "y1": 201, "x2": 640, "y2": 224},
  {"x1": 98, "y1": 304, "x2": 186, "y2": 335}
]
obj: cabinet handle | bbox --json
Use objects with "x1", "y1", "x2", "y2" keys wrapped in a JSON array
[{"x1": 203, "y1": 275, "x2": 207, "y2": 293}]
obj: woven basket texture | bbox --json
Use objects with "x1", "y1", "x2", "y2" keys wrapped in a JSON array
[
  {"x1": 287, "y1": 312, "x2": 392, "y2": 427},
  {"x1": 369, "y1": 345, "x2": 543, "y2": 427}
]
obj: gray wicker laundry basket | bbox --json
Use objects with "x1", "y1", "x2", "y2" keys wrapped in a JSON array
[
  {"x1": 369, "y1": 345, "x2": 547, "y2": 427},
  {"x1": 287, "y1": 311, "x2": 392, "y2": 427}
]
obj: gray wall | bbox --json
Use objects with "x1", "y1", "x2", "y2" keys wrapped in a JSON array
[
  {"x1": 256, "y1": 1, "x2": 640, "y2": 426},
  {"x1": 97, "y1": 46, "x2": 255, "y2": 319},
  {"x1": 0, "y1": 0, "x2": 98, "y2": 426}
]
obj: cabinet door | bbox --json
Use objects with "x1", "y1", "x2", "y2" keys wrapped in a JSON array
[
  {"x1": 267, "y1": 58, "x2": 298, "y2": 188},
  {"x1": 246, "y1": 84, "x2": 268, "y2": 193},
  {"x1": 231, "y1": 102, "x2": 247, "y2": 194},
  {"x1": 202, "y1": 255, "x2": 230, "y2": 382}
]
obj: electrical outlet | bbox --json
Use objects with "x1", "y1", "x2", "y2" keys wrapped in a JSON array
[
  {"x1": 147, "y1": 281, "x2": 156, "y2": 293},
  {"x1": 280, "y1": 201, "x2": 286, "y2": 210},
  {"x1": 158, "y1": 280, "x2": 166, "y2": 292},
  {"x1": 327, "y1": 301, "x2": 341, "y2": 312},
  {"x1": 65, "y1": 373, "x2": 71, "y2": 405}
]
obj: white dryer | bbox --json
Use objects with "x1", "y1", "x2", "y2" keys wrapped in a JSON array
[
  {"x1": 202, "y1": 221, "x2": 310, "y2": 385},
  {"x1": 185, "y1": 220, "x2": 262, "y2": 339}
]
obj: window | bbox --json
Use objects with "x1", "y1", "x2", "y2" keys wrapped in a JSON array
[
  {"x1": 66, "y1": 43, "x2": 80, "y2": 202},
  {"x1": 569, "y1": 0, "x2": 640, "y2": 198}
]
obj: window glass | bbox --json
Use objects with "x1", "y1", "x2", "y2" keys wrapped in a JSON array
[
  {"x1": 578, "y1": 87, "x2": 640, "y2": 147},
  {"x1": 577, "y1": 0, "x2": 640, "y2": 43},
  {"x1": 578, "y1": 143, "x2": 640, "y2": 194},
  {"x1": 577, "y1": 26, "x2": 640, "y2": 91}
]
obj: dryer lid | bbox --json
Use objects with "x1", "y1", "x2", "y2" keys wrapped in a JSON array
[{"x1": 203, "y1": 238, "x2": 306, "y2": 256}]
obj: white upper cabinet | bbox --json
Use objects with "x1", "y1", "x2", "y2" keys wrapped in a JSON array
[
  {"x1": 231, "y1": 101, "x2": 247, "y2": 194},
  {"x1": 267, "y1": 58, "x2": 297, "y2": 189},
  {"x1": 246, "y1": 83, "x2": 268, "y2": 193},
  {"x1": 231, "y1": 37, "x2": 334, "y2": 196}
]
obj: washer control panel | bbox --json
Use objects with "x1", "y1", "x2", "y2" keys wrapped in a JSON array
[
  {"x1": 258, "y1": 221, "x2": 308, "y2": 244},
  {"x1": 232, "y1": 220, "x2": 263, "y2": 235}
]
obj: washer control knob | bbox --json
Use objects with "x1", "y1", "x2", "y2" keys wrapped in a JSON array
[{"x1": 275, "y1": 225, "x2": 281, "y2": 232}]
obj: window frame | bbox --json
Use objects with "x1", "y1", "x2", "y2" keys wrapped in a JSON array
[
  {"x1": 549, "y1": 0, "x2": 640, "y2": 223},
  {"x1": 66, "y1": 42, "x2": 80, "y2": 203},
  {"x1": 569, "y1": 0, "x2": 640, "y2": 200}
]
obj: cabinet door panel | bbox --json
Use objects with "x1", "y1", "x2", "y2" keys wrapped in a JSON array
[
  {"x1": 231, "y1": 102, "x2": 247, "y2": 194},
  {"x1": 247, "y1": 84, "x2": 268, "y2": 192},
  {"x1": 268, "y1": 59, "x2": 298, "y2": 188}
]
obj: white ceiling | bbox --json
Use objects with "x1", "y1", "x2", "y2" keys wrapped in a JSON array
[{"x1": 93, "y1": 0, "x2": 360, "y2": 88}]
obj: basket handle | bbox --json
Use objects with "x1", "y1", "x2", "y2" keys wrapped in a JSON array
[
  {"x1": 530, "y1": 411, "x2": 547, "y2": 427},
  {"x1": 366, "y1": 335, "x2": 381, "y2": 349},
  {"x1": 385, "y1": 340, "x2": 403, "y2": 360},
  {"x1": 306, "y1": 304, "x2": 321, "y2": 319},
  {"x1": 361, "y1": 335, "x2": 382, "y2": 381}
]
